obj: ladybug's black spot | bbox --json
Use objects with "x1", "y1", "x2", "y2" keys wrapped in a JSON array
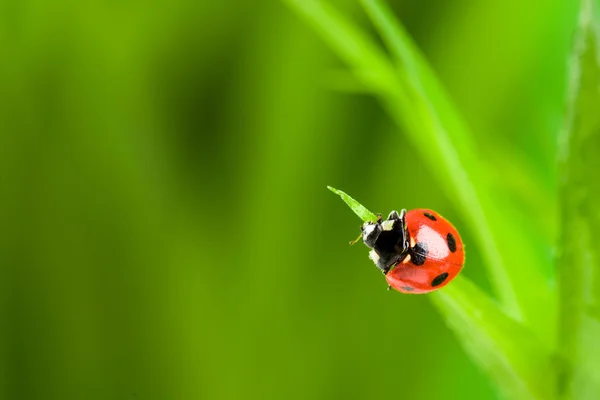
[
  {"x1": 423, "y1": 212, "x2": 437, "y2": 221},
  {"x1": 447, "y1": 233, "x2": 457, "y2": 253},
  {"x1": 400, "y1": 286, "x2": 415, "y2": 292},
  {"x1": 410, "y1": 242, "x2": 428, "y2": 266},
  {"x1": 431, "y1": 272, "x2": 449, "y2": 287}
]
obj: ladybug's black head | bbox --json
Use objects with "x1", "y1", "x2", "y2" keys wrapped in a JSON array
[{"x1": 361, "y1": 221, "x2": 382, "y2": 249}]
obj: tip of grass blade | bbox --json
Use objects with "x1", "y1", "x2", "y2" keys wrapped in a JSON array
[{"x1": 327, "y1": 186, "x2": 378, "y2": 222}]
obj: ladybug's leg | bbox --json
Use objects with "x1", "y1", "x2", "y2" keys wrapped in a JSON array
[
  {"x1": 387, "y1": 210, "x2": 407, "y2": 229},
  {"x1": 387, "y1": 210, "x2": 400, "y2": 220},
  {"x1": 349, "y1": 232, "x2": 362, "y2": 245}
]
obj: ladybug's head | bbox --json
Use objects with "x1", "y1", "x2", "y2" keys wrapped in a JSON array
[{"x1": 361, "y1": 220, "x2": 383, "y2": 249}]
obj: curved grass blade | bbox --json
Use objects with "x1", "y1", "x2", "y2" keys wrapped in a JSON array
[
  {"x1": 288, "y1": 1, "x2": 558, "y2": 396},
  {"x1": 557, "y1": 0, "x2": 600, "y2": 397},
  {"x1": 432, "y1": 276, "x2": 555, "y2": 400},
  {"x1": 357, "y1": 0, "x2": 555, "y2": 340},
  {"x1": 284, "y1": 0, "x2": 557, "y2": 337}
]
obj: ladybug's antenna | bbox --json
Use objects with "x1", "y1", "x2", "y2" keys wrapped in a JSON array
[{"x1": 349, "y1": 232, "x2": 362, "y2": 245}]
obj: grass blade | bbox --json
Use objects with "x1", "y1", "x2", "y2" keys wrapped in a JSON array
[
  {"x1": 557, "y1": 0, "x2": 600, "y2": 397},
  {"x1": 431, "y1": 276, "x2": 554, "y2": 400},
  {"x1": 285, "y1": 0, "x2": 555, "y2": 339},
  {"x1": 327, "y1": 186, "x2": 378, "y2": 222},
  {"x1": 287, "y1": 0, "x2": 560, "y2": 396},
  {"x1": 281, "y1": 0, "x2": 400, "y2": 96},
  {"x1": 358, "y1": 0, "x2": 554, "y2": 339}
]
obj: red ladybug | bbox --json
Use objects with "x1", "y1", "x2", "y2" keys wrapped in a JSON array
[{"x1": 360, "y1": 209, "x2": 464, "y2": 294}]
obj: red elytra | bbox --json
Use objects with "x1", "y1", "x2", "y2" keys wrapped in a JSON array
[{"x1": 385, "y1": 209, "x2": 464, "y2": 294}]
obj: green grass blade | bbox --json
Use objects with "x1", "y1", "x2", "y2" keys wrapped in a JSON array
[
  {"x1": 557, "y1": 0, "x2": 600, "y2": 397},
  {"x1": 285, "y1": 0, "x2": 557, "y2": 337},
  {"x1": 358, "y1": 0, "x2": 555, "y2": 339},
  {"x1": 281, "y1": 0, "x2": 400, "y2": 96},
  {"x1": 327, "y1": 186, "x2": 378, "y2": 222},
  {"x1": 288, "y1": 1, "x2": 559, "y2": 396},
  {"x1": 432, "y1": 276, "x2": 554, "y2": 400}
]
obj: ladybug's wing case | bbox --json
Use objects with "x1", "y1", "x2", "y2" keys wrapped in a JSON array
[
  {"x1": 385, "y1": 209, "x2": 464, "y2": 294},
  {"x1": 405, "y1": 209, "x2": 464, "y2": 265}
]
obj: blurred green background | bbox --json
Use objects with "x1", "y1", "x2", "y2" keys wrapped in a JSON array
[{"x1": 0, "y1": 0, "x2": 579, "y2": 399}]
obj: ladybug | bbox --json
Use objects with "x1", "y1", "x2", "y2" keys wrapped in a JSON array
[{"x1": 360, "y1": 209, "x2": 464, "y2": 294}]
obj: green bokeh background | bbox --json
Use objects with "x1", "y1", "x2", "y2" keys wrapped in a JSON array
[{"x1": 0, "y1": 1, "x2": 578, "y2": 399}]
